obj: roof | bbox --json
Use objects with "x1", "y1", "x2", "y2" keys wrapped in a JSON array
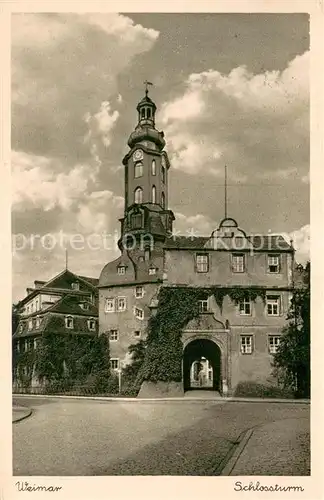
[
  {"x1": 13, "y1": 295, "x2": 98, "y2": 338},
  {"x1": 164, "y1": 234, "x2": 292, "y2": 251},
  {"x1": 77, "y1": 275, "x2": 99, "y2": 286}
]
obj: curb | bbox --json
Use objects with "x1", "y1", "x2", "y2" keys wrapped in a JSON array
[
  {"x1": 220, "y1": 428, "x2": 254, "y2": 476},
  {"x1": 13, "y1": 408, "x2": 32, "y2": 424},
  {"x1": 12, "y1": 393, "x2": 310, "y2": 404}
]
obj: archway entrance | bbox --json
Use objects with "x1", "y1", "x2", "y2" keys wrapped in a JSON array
[{"x1": 183, "y1": 339, "x2": 221, "y2": 392}]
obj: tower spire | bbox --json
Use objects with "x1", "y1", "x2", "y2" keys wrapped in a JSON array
[{"x1": 143, "y1": 80, "x2": 153, "y2": 96}]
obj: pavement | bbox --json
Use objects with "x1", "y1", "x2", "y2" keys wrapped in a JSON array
[
  {"x1": 12, "y1": 405, "x2": 32, "y2": 423},
  {"x1": 12, "y1": 395, "x2": 310, "y2": 476}
]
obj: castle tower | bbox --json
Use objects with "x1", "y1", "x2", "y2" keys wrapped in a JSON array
[{"x1": 119, "y1": 85, "x2": 175, "y2": 249}]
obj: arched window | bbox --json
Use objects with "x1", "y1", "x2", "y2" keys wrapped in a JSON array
[
  {"x1": 147, "y1": 108, "x2": 151, "y2": 119},
  {"x1": 151, "y1": 159, "x2": 156, "y2": 176},
  {"x1": 161, "y1": 165, "x2": 166, "y2": 183},
  {"x1": 134, "y1": 162, "x2": 143, "y2": 178},
  {"x1": 151, "y1": 185, "x2": 156, "y2": 204},
  {"x1": 161, "y1": 192, "x2": 165, "y2": 209},
  {"x1": 134, "y1": 187, "x2": 143, "y2": 204},
  {"x1": 141, "y1": 108, "x2": 145, "y2": 119}
]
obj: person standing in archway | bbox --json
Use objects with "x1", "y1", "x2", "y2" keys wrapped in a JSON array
[{"x1": 198, "y1": 361, "x2": 205, "y2": 387}]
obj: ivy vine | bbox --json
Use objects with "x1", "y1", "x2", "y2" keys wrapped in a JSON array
[
  {"x1": 13, "y1": 332, "x2": 112, "y2": 394},
  {"x1": 136, "y1": 286, "x2": 267, "y2": 385}
]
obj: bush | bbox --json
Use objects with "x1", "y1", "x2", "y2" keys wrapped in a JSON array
[{"x1": 234, "y1": 381, "x2": 294, "y2": 399}]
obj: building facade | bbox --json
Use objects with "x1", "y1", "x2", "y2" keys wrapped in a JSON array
[
  {"x1": 98, "y1": 91, "x2": 295, "y2": 395},
  {"x1": 13, "y1": 269, "x2": 99, "y2": 389}
]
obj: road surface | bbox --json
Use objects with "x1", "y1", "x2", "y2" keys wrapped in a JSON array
[{"x1": 13, "y1": 396, "x2": 309, "y2": 476}]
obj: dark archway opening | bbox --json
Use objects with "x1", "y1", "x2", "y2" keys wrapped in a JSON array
[{"x1": 183, "y1": 339, "x2": 221, "y2": 392}]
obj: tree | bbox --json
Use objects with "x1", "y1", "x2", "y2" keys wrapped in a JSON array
[{"x1": 273, "y1": 262, "x2": 310, "y2": 398}]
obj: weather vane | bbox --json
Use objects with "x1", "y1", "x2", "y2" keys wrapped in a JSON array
[{"x1": 144, "y1": 80, "x2": 153, "y2": 96}]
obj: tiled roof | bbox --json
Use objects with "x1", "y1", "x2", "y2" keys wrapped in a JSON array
[
  {"x1": 77, "y1": 275, "x2": 99, "y2": 286},
  {"x1": 46, "y1": 295, "x2": 98, "y2": 316},
  {"x1": 164, "y1": 234, "x2": 292, "y2": 251},
  {"x1": 164, "y1": 236, "x2": 209, "y2": 249},
  {"x1": 13, "y1": 295, "x2": 98, "y2": 339}
]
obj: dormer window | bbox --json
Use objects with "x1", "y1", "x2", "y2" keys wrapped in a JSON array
[
  {"x1": 65, "y1": 316, "x2": 74, "y2": 329},
  {"x1": 72, "y1": 282, "x2": 80, "y2": 291},
  {"x1": 134, "y1": 162, "x2": 143, "y2": 178},
  {"x1": 88, "y1": 318, "x2": 96, "y2": 331},
  {"x1": 117, "y1": 266, "x2": 126, "y2": 275},
  {"x1": 149, "y1": 266, "x2": 157, "y2": 275}
]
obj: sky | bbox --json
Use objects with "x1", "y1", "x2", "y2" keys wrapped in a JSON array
[{"x1": 11, "y1": 12, "x2": 310, "y2": 302}]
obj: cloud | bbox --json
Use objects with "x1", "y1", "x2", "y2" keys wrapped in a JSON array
[
  {"x1": 160, "y1": 51, "x2": 309, "y2": 181},
  {"x1": 289, "y1": 224, "x2": 310, "y2": 265},
  {"x1": 11, "y1": 13, "x2": 159, "y2": 161}
]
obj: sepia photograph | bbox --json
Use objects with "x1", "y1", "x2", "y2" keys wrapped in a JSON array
[{"x1": 9, "y1": 8, "x2": 314, "y2": 485}]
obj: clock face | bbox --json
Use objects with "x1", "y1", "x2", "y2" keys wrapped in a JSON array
[{"x1": 133, "y1": 149, "x2": 143, "y2": 161}]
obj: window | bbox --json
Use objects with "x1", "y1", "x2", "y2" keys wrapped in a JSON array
[
  {"x1": 88, "y1": 319, "x2": 96, "y2": 331},
  {"x1": 16, "y1": 341, "x2": 20, "y2": 353},
  {"x1": 110, "y1": 358, "x2": 119, "y2": 370},
  {"x1": 33, "y1": 338, "x2": 40, "y2": 350},
  {"x1": 198, "y1": 299, "x2": 209, "y2": 313},
  {"x1": 105, "y1": 298, "x2": 115, "y2": 313},
  {"x1": 232, "y1": 253, "x2": 245, "y2": 273},
  {"x1": 35, "y1": 316, "x2": 41, "y2": 328},
  {"x1": 141, "y1": 108, "x2": 145, "y2": 119},
  {"x1": 196, "y1": 254, "x2": 209, "y2": 273},
  {"x1": 134, "y1": 162, "x2": 143, "y2": 178},
  {"x1": 65, "y1": 316, "x2": 74, "y2": 329},
  {"x1": 269, "y1": 335, "x2": 281, "y2": 354},
  {"x1": 131, "y1": 213, "x2": 143, "y2": 229},
  {"x1": 240, "y1": 335, "x2": 253, "y2": 354},
  {"x1": 71, "y1": 282, "x2": 80, "y2": 290},
  {"x1": 135, "y1": 286, "x2": 144, "y2": 299},
  {"x1": 134, "y1": 307, "x2": 144, "y2": 320},
  {"x1": 109, "y1": 329, "x2": 119, "y2": 341},
  {"x1": 134, "y1": 330, "x2": 141, "y2": 338},
  {"x1": 161, "y1": 165, "x2": 166, "y2": 183},
  {"x1": 152, "y1": 185, "x2": 156, "y2": 204},
  {"x1": 151, "y1": 159, "x2": 156, "y2": 176},
  {"x1": 267, "y1": 295, "x2": 280, "y2": 316},
  {"x1": 147, "y1": 107, "x2": 151, "y2": 119},
  {"x1": 161, "y1": 192, "x2": 165, "y2": 209},
  {"x1": 31, "y1": 303, "x2": 34, "y2": 313},
  {"x1": 149, "y1": 267, "x2": 156, "y2": 275},
  {"x1": 117, "y1": 266, "x2": 126, "y2": 275},
  {"x1": 134, "y1": 187, "x2": 143, "y2": 204},
  {"x1": 239, "y1": 298, "x2": 251, "y2": 316},
  {"x1": 117, "y1": 297, "x2": 126, "y2": 312},
  {"x1": 268, "y1": 254, "x2": 280, "y2": 273},
  {"x1": 28, "y1": 319, "x2": 33, "y2": 330}
]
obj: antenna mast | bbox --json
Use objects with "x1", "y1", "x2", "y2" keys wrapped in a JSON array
[{"x1": 224, "y1": 164, "x2": 228, "y2": 219}]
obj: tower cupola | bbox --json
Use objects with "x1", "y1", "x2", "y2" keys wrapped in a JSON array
[{"x1": 127, "y1": 82, "x2": 165, "y2": 150}]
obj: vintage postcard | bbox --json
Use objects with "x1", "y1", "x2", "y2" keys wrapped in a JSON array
[{"x1": 1, "y1": 1, "x2": 323, "y2": 499}]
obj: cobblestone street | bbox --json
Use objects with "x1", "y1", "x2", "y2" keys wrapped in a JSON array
[{"x1": 13, "y1": 396, "x2": 310, "y2": 476}]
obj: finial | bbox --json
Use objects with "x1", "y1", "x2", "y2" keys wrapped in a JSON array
[{"x1": 144, "y1": 80, "x2": 153, "y2": 96}]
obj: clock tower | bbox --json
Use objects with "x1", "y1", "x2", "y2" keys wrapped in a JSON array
[{"x1": 119, "y1": 86, "x2": 175, "y2": 249}]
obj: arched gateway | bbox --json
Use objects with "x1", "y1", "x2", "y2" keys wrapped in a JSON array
[
  {"x1": 183, "y1": 338, "x2": 221, "y2": 391},
  {"x1": 182, "y1": 313, "x2": 230, "y2": 395}
]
